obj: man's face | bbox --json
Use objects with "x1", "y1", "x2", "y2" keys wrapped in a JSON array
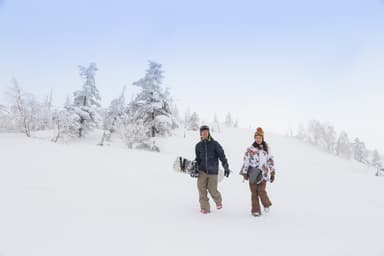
[
  {"x1": 200, "y1": 130, "x2": 209, "y2": 139},
  {"x1": 255, "y1": 135, "x2": 263, "y2": 144}
]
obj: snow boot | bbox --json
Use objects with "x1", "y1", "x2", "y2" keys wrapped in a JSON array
[
  {"x1": 252, "y1": 212, "x2": 261, "y2": 217},
  {"x1": 200, "y1": 209, "x2": 210, "y2": 214},
  {"x1": 216, "y1": 203, "x2": 223, "y2": 210}
]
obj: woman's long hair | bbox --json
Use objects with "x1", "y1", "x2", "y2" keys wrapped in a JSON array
[{"x1": 253, "y1": 140, "x2": 269, "y2": 153}]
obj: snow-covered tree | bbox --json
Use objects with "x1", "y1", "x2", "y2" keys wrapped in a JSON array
[
  {"x1": 186, "y1": 112, "x2": 200, "y2": 131},
  {"x1": 6, "y1": 79, "x2": 40, "y2": 137},
  {"x1": 225, "y1": 112, "x2": 234, "y2": 127},
  {"x1": 169, "y1": 101, "x2": 180, "y2": 130},
  {"x1": 98, "y1": 87, "x2": 127, "y2": 146},
  {"x1": 184, "y1": 109, "x2": 191, "y2": 128},
  {"x1": 76, "y1": 63, "x2": 101, "y2": 107},
  {"x1": 70, "y1": 62, "x2": 101, "y2": 137},
  {"x1": 7, "y1": 80, "x2": 30, "y2": 136},
  {"x1": 335, "y1": 131, "x2": 352, "y2": 159},
  {"x1": 307, "y1": 120, "x2": 323, "y2": 146},
  {"x1": 4, "y1": 79, "x2": 55, "y2": 135},
  {"x1": 295, "y1": 120, "x2": 378, "y2": 166},
  {"x1": 234, "y1": 119, "x2": 239, "y2": 128},
  {"x1": 52, "y1": 106, "x2": 81, "y2": 142},
  {"x1": 40, "y1": 91, "x2": 54, "y2": 130},
  {"x1": 121, "y1": 119, "x2": 148, "y2": 149},
  {"x1": 131, "y1": 61, "x2": 173, "y2": 138},
  {"x1": 110, "y1": 99, "x2": 157, "y2": 150},
  {"x1": 304, "y1": 121, "x2": 335, "y2": 153},
  {"x1": 211, "y1": 113, "x2": 221, "y2": 133},
  {"x1": 371, "y1": 149, "x2": 382, "y2": 169},
  {"x1": 0, "y1": 105, "x2": 6, "y2": 113},
  {"x1": 296, "y1": 124, "x2": 308, "y2": 142},
  {"x1": 0, "y1": 104, "x2": 14, "y2": 131},
  {"x1": 323, "y1": 124, "x2": 337, "y2": 154},
  {"x1": 352, "y1": 137, "x2": 368, "y2": 164},
  {"x1": 64, "y1": 96, "x2": 71, "y2": 109}
]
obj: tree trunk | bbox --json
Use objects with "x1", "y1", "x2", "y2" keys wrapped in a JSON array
[
  {"x1": 23, "y1": 117, "x2": 30, "y2": 137},
  {"x1": 52, "y1": 120, "x2": 61, "y2": 143},
  {"x1": 79, "y1": 117, "x2": 84, "y2": 137},
  {"x1": 151, "y1": 110, "x2": 155, "y2": 137},
  {"x1": 98, "y1": 131, "x2": 106, "y2": 146}
]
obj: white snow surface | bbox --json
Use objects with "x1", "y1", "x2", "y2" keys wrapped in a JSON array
[{"x1": 0, "y1": 128, "x2": 383, "y2": 256}]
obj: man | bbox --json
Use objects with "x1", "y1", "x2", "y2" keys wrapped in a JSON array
[{"x1": 195, "y1": 125, "x2": 230, "y2": 214}]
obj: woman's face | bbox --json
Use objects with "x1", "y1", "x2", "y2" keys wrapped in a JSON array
[{"x1": 255, "y1": 135, "x2": 263, "y2": 144}]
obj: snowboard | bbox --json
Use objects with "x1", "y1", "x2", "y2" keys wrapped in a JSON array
[
  {"x1": 173, "y1": 156, "x2": 225, "y2": 182},
  {"x1": 173, "y1": 156, "x2": 199, "y2": 177}
]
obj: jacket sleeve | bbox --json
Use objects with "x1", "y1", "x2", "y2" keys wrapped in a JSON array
[
  {"x1": 195, "y1": 144, "x2": 201, "y2": 164},
  {"x1": 267, "y1": 147, "x2": 275, "y2": 172},
  {"x1": 215, "y1": 141, "x2": 229, "y2": 169},
  {"x1": 241, "y1": 149, "x2": 250, "y2": 174}
]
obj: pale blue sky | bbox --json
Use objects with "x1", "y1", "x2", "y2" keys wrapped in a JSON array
[{"x1": 1, "y1": 0, "x2": 384, "y2": 151}]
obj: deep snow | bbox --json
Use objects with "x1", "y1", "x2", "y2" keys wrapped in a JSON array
[{"x1": 0, "y1": 128, "x2": 383, "y2": 256}]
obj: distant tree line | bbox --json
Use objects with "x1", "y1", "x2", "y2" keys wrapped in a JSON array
[
  {"x1": 295, "y1": 120, "x2": 383, "y2": 174},
  {"x1": 183, "y1": 111, "x2": 238, "y2": 133}
]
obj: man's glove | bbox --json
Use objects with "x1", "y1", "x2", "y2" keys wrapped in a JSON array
[
  {"x1": 224, "y1": 166, "x2": 231, "y2": 178},
  {"x1": 270, "y1": 171, "x2": 275, "y2": 183}
]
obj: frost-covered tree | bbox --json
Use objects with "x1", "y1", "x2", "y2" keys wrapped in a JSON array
[
  {"x1": 186, "y1": 112, "x2": 200, "y2": 131},
  {"x1": 98, "y1": 87, "x2": 127, "y2": 146},
  {"x1": 131, "y1": 61, "x2": 173, "y2": 138},
  {"x1": 7, "y1": 80, "x2": 31, "y2": 136},
  {"x1": 307, "y1": 120, "x2": 323, "y2": 146},
  {"x1": 225, "y1": 112, "x2": 234, "y2": 127},
  {"x1": 296, "y1": 124, "x2": 308, "y2": 142},
  {"x1": 5, "y1": 80, "x2": 55, "y2": 136},
  {"x1": 64, "y1": 96, "x2": 71, "y2": 109},
  {"x1": 76, "y1": 63, "x2": 101, "y2": 107},
  {"x1": 169, "y1": 101, "x2": 180, "y2": 130},
  {"x1": 295, "y1": 120, "x2": 377, "y2": 165},
  {"x1": 52, "y1": 106, "x2": 81, "y2": 142},
  {"x1": 121, "y1": 119, "x2": 148, "y2": 149},
  {"x1": 335, "y1": 131, "x2": 352, "y2": 159},
  {"x1": 323, "y1": 124, "x2": 337, "y2": 154},
  {"x1": 6, "y1": 79, "x2": 41, "y2": 137},
  {"x1": 0, "y1": 104, "x2": 14, "y2": 131},
  {"x1": 304, "y1": 121, "x2": 335, "y2": 152},
  {"x1": 5, "y1": 79, "x2": 55, "y2": 135},
  {"x1": 113, "y1": 100, "x2": 157, "y2": 150},
  {"x1": 70, "y1": 62, "x2": 101, "y2": 137},
  {"x1": 352, "y1": 137, "x2": 368, "y2": 164},
  {"x1": 40, "y1": 91, "x2": 54, "y2": 130},
  {"x1": 211, "y1": 113, "x2": 221, "y2": 133},
  {"x1": 371, "y1": 149, "x2": 382, "y2": 169},
  {"x1": 184, "y1": 109, "x2": 191, "y2": 126}
]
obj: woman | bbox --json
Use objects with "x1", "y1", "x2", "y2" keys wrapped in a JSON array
[{"x1": 240, "y1": 127, "x2": 276, "y2": 217}]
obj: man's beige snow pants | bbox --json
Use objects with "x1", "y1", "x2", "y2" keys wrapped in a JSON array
[{"x1": 197, "y1": 171, "x2": 222, "y2": 211}]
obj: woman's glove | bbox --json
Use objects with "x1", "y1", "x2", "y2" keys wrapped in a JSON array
[{"x1": 270, "y1": 171, "x2": 276, "y2": 183}]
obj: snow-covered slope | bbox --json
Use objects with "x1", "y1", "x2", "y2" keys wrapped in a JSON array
[{"x1": 0, "y1": 129, "x2": 383, "y2": 256}]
